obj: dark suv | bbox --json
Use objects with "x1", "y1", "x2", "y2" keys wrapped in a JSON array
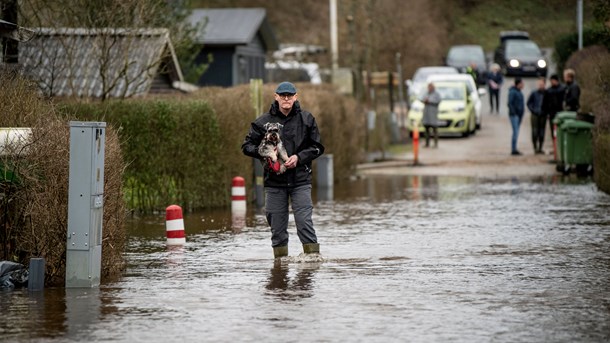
[{"x1": 494, "y1": 31, "x2": 547, "y2": 76}]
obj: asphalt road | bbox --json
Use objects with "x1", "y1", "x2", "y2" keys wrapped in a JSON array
[{"x1": 359, "y1": 74, "x2": 559, "y2": 178}]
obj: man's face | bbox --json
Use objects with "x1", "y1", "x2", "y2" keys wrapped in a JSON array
[
  {"x1": 537, "y1": 79, "x2": 546, "y2": 90},
  {"x1": 275, "y1": 93, "x2": 297, "y2": 111},
  {"x1": 551, "y1": 79, "x2": 559, "y2": 87},
  {"x1": 517, "y1": 82, "x2": 524, "y2": 89}
]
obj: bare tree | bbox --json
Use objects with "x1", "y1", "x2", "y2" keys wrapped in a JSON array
[{"x1": 16, "y1": 0, "x2": 204, "y2": 99}]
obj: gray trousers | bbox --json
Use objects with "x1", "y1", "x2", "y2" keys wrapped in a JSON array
[{"x1": 265, "y1": 185, "x2": 317, "y2": 247}]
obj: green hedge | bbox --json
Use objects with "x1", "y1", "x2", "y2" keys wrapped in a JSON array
[
  {"x1": 59, "y1": 100, "x2": 225, "y2": 213},
  {"x1": 553, "y1": 24, "x2": 610, "y2": 75}
]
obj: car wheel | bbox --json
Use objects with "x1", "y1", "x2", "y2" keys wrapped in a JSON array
[
  {"x1": 470, "y1": 115, "x2": 477, "y2": 135},
  {"x1": 462, "y1": 121, "x2": 470, "y2": 137}
]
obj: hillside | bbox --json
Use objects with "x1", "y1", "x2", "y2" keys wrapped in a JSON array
[{"x1": 192, "y1": 0, "x2": 594, "y2": 78}]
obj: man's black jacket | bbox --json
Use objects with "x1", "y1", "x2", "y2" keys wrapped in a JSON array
[{"x1": 241, "y1": 101, "x2": 324, "y2": 188}]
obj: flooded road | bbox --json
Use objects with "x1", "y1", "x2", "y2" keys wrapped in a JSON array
[{"x1": 2, "y1": 175, "x2": 610, "y2": 342}]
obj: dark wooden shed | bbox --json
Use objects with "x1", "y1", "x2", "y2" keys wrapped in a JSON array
[{"x1": 187, "y1": 8, "x2": 278, "y2": 87}]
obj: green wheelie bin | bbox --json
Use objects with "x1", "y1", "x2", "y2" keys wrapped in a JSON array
[
  {"x1": 553, "y1": 111, "x2": 577, "y2": 172},
  {"x1": 560, "y1": 119, "x2": 594, "y2": 175}
]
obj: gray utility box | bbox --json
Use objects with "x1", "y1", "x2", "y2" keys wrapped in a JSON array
[{"x1": 66, "y1": 121, "x2": 105, "y2": 288}]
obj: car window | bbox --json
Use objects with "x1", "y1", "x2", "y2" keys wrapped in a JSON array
[
  {"x1": 413, "y1": 68, "x2": 458, "y2": 82},
  {"x1": 430, "y1": 79, "x2": 473, "y2": 94},
  {"x1": 436, "y1": 86, "x2": 464, "y2": 101},
  {"x1": 506, "y1": 41, "x2": 541, "y2": 57},
  {"x1": 447, "y1": 47, "x2": 485, "y2": 65}
]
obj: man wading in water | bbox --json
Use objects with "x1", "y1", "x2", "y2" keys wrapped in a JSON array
[{"x1": 242, "y1": 82, "x2": 325, "y2": 258}]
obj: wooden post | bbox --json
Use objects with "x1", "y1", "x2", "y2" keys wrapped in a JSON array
[{"x1": 249, "y1": 79, "x2": 265, "y2": 208}]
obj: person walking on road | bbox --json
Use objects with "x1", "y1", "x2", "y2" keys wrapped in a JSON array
[
  {"x1": 508, "y1": 78, "x2": 525, "y2": 156},
  {"x1": 241, "y1": 81, "x2": 325, "y2": 258},
  {"x1": 563, "y1": 68, "x2": 580, "y2": 111},
  {"x1": 422, "y1": 82, "x2": 441, "y2": 148},
  {"x1": 527, "y1": 78, "x2": 546, "y2": 154},
  {"x1": 487, "y1": 63, "x2": 503, "y2": 114},
  {"x1": 542, "y1": 74, "x2": 565, "y2": 140}
]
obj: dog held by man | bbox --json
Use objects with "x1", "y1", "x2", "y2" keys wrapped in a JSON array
[
  {"x1": 242, "y1": 81, "x2": 325, "y2": 259},
  {"x1": 258, "y1": 122, "x2": 289, "y2": 174}
]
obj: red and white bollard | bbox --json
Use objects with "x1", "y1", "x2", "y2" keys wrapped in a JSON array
[
  {"x1": 231, "y1": 176, "x2": 246, "y2": 231},
  {"x1": 165, "y1": 205, "x2": 186, "y2": 245},
  {"x1": 412, "y1": 125, "x2": 420, "y2": 166}
]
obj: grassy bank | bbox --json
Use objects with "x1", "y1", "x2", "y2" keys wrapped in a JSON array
[{"x1": 448, "y1": 0, "x2": 595, "y2": 51}]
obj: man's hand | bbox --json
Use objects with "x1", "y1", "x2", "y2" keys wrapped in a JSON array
[{"x1": 284, "y1": 155, "x2": 298, "y2": 169}]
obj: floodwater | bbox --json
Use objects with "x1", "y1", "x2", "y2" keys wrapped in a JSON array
[{"x1": 2, "y1": 175, "x2": 610, "y2": 342}]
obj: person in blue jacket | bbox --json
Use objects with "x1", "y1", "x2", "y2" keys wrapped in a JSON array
[{"x1": 508, "y1": 78, "x2": 525, "y2": 155}]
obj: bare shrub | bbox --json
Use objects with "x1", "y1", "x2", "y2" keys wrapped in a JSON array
[{"x1": 0, "y1": 72, "x2": 126, "y2": 285}]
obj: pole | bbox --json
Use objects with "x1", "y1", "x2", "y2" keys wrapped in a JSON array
[
  {"x1": 577, "y1": 0, "x2": 583, "y2": 50},
  {"x1": 412, "y1": 125, "x2": 419, "y2": 166},
  {"x1": 396, "y1": 53, "x2": 407, "y2": 131},
  {"x1": 250, "y1": 79, "x2": 265, "y2": 209},
  {"x1": 330, "y1": 0, "x2": 339, "y2": 73}
]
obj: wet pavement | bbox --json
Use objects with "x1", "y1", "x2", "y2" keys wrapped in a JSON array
[{"x1": 2, "y1": 175, "x2": 609, "y2": 342}]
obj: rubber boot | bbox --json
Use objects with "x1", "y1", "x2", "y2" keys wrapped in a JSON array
[
  {"x1": 303, "y1": 243, "x2": 320, "y2": 254},
  {"x1": 273, "y1": 246, "x2": 288, "y2": 258}
]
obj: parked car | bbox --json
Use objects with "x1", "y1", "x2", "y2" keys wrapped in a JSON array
[
  {"x1": 494, "y1": 33, "x2": 547, "y2": 76},
  {"x1": 406, "y1": 66, "x2": 458, "y2": 105},
  {"x1": 445, "y1": 45, "x2": 487, "y2": 86},
  {"x1": 406, "y1": 81, "x2": 477, "y2": 137},
  {"x1": 427, "y1": 73, "x2": 486, "y2": 130}
]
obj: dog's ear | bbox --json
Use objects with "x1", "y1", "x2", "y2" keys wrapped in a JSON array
[
  {"x1": 263, "y1": 122, "x2": 271, "y2": 131},
  {"x1": 277, "y1": 123, "x2": 284, "y2": 130}
]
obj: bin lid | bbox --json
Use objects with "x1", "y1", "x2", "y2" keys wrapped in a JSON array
[
  {"x1": 553, "y1": 117, "x2": 575, "y2": 125},
  {"x1": 561, "y1": 119, "x2": 594, "y2": 130},
  {"x1": 553, "y1": 111, "x2": 577, "y2": 124}
]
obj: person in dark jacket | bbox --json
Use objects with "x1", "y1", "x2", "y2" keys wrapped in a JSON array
[
  {"x1": 508, "y1": 78, "x2": 525, "y2": 155},
  {"x1": 242, "y1": 82, "x2": 325, "y2": 258},
  {"x1": 542, "y1": 74, "x2": 565, "y2": 139},
  {"x1": 527, "y1": 78, "x2": 546, "y2": 154},
  {"x1": 563, "y1": 68, "x2": 580, "y2": 111},
  {"x1": 487, "y1": 63, "x2": 503, "y2": 114}
]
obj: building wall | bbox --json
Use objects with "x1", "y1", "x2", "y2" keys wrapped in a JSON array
[
  {"x1": 196, "y1": 34, "x2": 268, "y2": 87},
  {"x1": 196, "y1": 47, "x2": 234, "y2": 87},
  {"x1": 234, "y1": 34, "x2": 266, "y2": 85}
]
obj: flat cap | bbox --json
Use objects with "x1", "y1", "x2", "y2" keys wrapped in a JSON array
[{"x1": 275, "y1": 82, "x2": 297, "y2": 94}]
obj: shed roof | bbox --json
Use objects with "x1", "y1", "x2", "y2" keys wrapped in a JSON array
[
  {"x1": 0, "y1": 19, "x2": 34, "y2": 41},
  {"x1": 187, "y1": 8, "x2": 278, "y2": 51},
  {"x1": 19, "y1": 28, "x2": 187, "y2": 98}
]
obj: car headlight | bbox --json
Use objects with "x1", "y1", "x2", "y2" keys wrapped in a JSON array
[
  {"x1": 453, "y1": 105, "x2": 465, "y2": 112},
  {"x1": 455, "y1": 120, "x2": 465, "y2": 128},
  {"x1": 537, "y1": 59, "x2": 547, "y2": 68},
  {"x1": 509, "y1": 59, "x2": 520, "y2": 68}
]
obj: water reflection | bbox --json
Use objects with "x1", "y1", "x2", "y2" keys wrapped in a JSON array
[
  {"x1": 265, "y1": 260, "x2": 320, "y2": 301},
  {"x1": 64, "y1": 288, "x2": 102, "y2": 341}
]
